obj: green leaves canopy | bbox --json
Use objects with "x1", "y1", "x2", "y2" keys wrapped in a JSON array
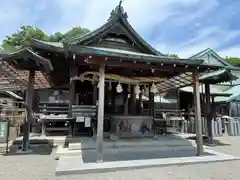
[
  {"x1": 226, "y1": 57, "x2": 240, "y2": 67},
  {"x1": 2, "y1": 25, "x2": 90, "y2": 52}
]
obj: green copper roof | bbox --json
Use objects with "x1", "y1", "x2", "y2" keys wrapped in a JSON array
[
  {"x1": 199, "y1": 69, "x2": 238, "y2": 84},
  {"x1": 189, "y1": 48, "x2": 234, "y2": 68},
  {"x1": 26, "y1": 39, "x2": 64, "y2": 52},
  {"x1": 215, "y1": 85, "x2": 240, "y2": 102},
  {"x1": 180, "y1": 85, "x2": 232, "y2": 96}
]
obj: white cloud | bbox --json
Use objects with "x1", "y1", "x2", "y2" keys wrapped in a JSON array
[
  {"x1": 54, "y1": 0, "x2": 200, "y2": 35},
  {"x1": 0, "y1": 0, "x2": 239, "y2": 59},
  {"x1": 154, "y1": 26, "x2": 240, "y2": 58},
  {"x1": 219, "y1": 46, "x2": 240, "y2": 57}
]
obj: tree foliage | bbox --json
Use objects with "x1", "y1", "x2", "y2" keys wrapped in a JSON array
[
  {"x1": 226, "y1": 57, "x2": 240, "y2": 67},
  {"x1": 62, "y1": 27, "x2": 90, "y2": 42},
  {"x1": 2, "y1": 26, "x2": 49, "y2": 52},
  {"x1": 1, "y1": 25, "x2": 90, "y2": 52},
  {"x1": 165, "y1": 54, "x2": 179, "y2": 58}
]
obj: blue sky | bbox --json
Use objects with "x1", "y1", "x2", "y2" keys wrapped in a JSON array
[{"x1": 0, "y1": 0, "x2": 240, "y2": 58}]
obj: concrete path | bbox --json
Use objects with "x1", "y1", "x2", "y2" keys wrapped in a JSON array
[{"x1": 1, "y1": 136, "x2": 240, "y2": 180}]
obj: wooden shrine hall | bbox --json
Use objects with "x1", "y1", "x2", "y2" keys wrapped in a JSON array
[{"x1": 0, "y1": 3, "x2": 236, "y2": 159}]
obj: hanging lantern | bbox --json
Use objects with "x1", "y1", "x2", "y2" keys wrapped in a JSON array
[
  {"x1": 116, "y1": 82, "x2": 123, "y2": 93},
  {"x1": 134, "y1": 84, "x2": 141, "y2": 96},
  {"x1": 150, "y1": 83, "x2": 158, "y2": 94},
  {"x1": 108, "y1": 81, "x2": 112, "y2": 91}
]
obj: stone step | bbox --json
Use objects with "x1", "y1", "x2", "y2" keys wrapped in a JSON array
[
  {"x1": 56, "y1": 144, "x2": 197, "y2": 157},
  {"x1": 68, "y1": 143, "x2": 82, "y2": 150},
  {"x1": 68, "y1": 138, "x2": 193, "y2": 151}
]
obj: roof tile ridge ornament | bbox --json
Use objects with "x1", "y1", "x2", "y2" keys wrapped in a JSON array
[{"x1": 108, "y1": 0, "x2": 128, "y2": 21}]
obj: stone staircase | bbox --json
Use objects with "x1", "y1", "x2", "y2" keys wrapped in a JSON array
[{"x1": 55, "y1": 134, "x2": 197, "y2": 158}]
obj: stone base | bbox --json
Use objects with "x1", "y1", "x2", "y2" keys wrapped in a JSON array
[
  {"x1": 16, "y1": 149, "x2": 34, "y2": 154},
  {"x1": 55, "y1": 148, "x2": 240, "y2": 176}
]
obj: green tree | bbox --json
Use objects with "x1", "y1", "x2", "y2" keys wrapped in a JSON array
[
  {"x1": 226, "y1": 57, "x2": 240, "y2": 67},
  {"x1": 61, "y1": 27, "x2": 90, "y2": 42},
  {"x1": 49, "y1": 32, "x2": 64, "y2": 42},
  {"x1": 2, "y1": 25, "x2": 49, "y2": 52},
  {"x1": 166, "y1": 53, "x2": 179, "y2": 58},
  {"x1": 1, "y1": 26, "x2": 90, "y2": 52}
]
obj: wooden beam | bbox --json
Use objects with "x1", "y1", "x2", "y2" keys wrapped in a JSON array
[
  {"x1": 96, "y1": 63, "x2": 105, "y2": 163},
  {"x1": 192, "y1": 71, "x2": 204, "y2": 156},
  {"x1": 75, "y1": 57, "x2": 197, "y2": 73}
]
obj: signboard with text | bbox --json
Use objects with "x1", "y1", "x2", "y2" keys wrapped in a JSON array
[{"x1": 0, "y1": 121, "x2": 10, "y2": 143}]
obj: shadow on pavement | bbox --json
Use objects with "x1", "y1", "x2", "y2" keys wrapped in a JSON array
[
  {"x1": 186, "y1": 136, "x2": 230, "y2": 146},
  {"x1": 2, "y1": 139, "x2": 55, "y2": 156}
]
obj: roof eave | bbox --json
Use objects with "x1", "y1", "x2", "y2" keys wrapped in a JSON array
[
  {"x1": 27, "y1": 39, "x2": 64, "y2": 52},
  {"x1": 0, "y1": 48, "x2": 53, "y2": 73},
  {"x1": 66, "y1": 44, "x2": 205, "y2": 66}
]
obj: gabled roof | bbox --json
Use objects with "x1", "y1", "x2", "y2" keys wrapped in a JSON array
[
  {"x1": 66, "y1": 4, "x2": 163, "y2": 56},
  {"x1": 189, "y1": 48, "x2": 234, "y2": 68}
]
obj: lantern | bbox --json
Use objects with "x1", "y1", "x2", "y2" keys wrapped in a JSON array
[
  {"x1": 116, "y1": 82, "x2": 123, "y2": 93},
  {"x1": 150, "y1": 83, "x2": 158, "y2": 94}
]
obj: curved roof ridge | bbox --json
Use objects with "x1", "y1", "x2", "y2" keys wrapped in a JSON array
[{"x1": 67, "y1": 3, "x2": 164, "y2": 56}]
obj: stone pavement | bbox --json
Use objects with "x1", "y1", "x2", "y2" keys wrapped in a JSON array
[{"x1": 1, "y1": 136, "x2": 240, "y2": 180}]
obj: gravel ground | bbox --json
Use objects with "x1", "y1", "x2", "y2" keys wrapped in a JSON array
[{"x1": 1, "y1": 136, "x2": 240, "y2": 180}]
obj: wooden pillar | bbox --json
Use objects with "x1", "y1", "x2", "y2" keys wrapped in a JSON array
[
  {"x1": 123, "y1": 85, "x2": 129, "y2": 115},
  {"x1": 137, "y1": 87, "x2": 143, "y2": 114},
  {"x1": 93, "y1": 83, "x2": 97, "y2": 105},
  {"x1": 148, "y1": 85, "x2": 154, "y2": 116},
  {"x1": 192, "y1": 71, "x2": 204, "y2": 156},
  {"x1": 22, "y1": 70, "x2": 35, "y2": 151},
  {"x1": 69, "y1": 65, "x2": 77, "y2": 136},
  {"x1": 205, "y1": 83, "x2": 213, "y2": 142},
  {"x1": 130, "y1": 85, "x2": 136, "y2": 114},
  {"x1": 96, "y1": 63, "x2": 105, "y2": 163},
  {"x1": 111, "y1": 83, "x2": 116, "y2": 113}
]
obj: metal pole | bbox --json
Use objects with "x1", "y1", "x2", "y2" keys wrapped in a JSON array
[
  {"x1": 96, "y1": 63, "x2": 105, "y2": 162},
  {"x1": 192, "y1": 71, "x2": 204, "y2": 156},
  {"x1": 22, "y1": 70, "x2": 35, "y2": 151}
]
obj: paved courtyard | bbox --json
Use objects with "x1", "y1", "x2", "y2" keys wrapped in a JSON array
[{"x1": 1, "y1": 136, "x2": 240, "y2": 180}]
